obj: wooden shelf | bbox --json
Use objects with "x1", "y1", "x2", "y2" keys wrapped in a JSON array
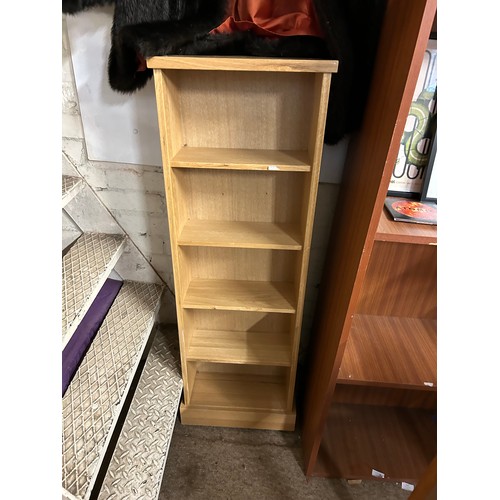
[
  {"x1": 338, "y1": 315, "x2": 437, "y2": 390},
  {"x1": 178, "y1": 220, "x2": 302, "y2": 250},
  {"x1": 147, "y1": 55, "x2": 339, "y2": 73},
  {"x1": 187, "y1": 329, "x2": 291, "y2": 366},
  {"x1": 188, "y1": 370, "x2": 287, "y2": 411},
  {"x1": 183, "y1": 279, "x2": 296, "y2": 313},
  {"x1": 171, "y1": 147, "x2": 311, "y2": 172},
  {"x1": 375, "y1": 207, "x2": 437, "y2": 245},
  {"x1": 313, "y1": 404, "x2": 437, "y2": 481}
]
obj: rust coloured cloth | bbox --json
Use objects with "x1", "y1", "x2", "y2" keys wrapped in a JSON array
[{"x1": 210, "y1": 0, "x2": 324, "y2": 39}]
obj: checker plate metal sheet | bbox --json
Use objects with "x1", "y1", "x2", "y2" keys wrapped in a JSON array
[
  {"x1": 62, "y1": 233, "x2": 125, "y2": 345},
  {"x1": 62, "y1": 281, "x2": 163, "y2": 500},
  {"x1": 98, "y1": 326, "x2": 182, "y2": 500},
  {"x1": 62, "y1": 175, "x2": 84, "y2": 207}
]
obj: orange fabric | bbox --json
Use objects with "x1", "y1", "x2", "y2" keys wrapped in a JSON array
[{"x1": 210, "y1": 0, "x2": 323, "y2": 38}]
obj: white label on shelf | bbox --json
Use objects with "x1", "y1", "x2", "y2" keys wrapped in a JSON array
[
  {"x1": 267, "y1": 165, "x2": 280, "y2": 171},
  {"x1": 402, "y1": 482, "x2": 415, "y2": 492},
  {"x1": 371, "y1": 469, "x2": 385, "y2": 478},
  {"x1": 424, "y1": 381, "x2": 434, "y2": 387}
]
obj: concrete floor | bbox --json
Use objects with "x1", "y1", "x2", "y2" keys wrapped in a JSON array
[{"x1": 158, "y1": 421, "x2": 411, "y2": 500}]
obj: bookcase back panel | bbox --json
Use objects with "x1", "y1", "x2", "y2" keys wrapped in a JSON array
[
  {"x1": 183, "y1": 309, "x2": 292, "y2": 334},
  {"x1": 179, "y1": 247, "x2": 297, "y2": 283},
  {"x1": 193, "y1": 362, "x2": 286, "y2": 377},
  {"x1": 356, "y1": 241, "x2": 437, "y2": 318},
  {"x1": 166, "y1": 70, "x2": 315, "y2": 151},
  {"x1": 173, "y1": 169, "x2": 305, "y2": 225},
  {"x1": 332, "y1": 384, "x2": 437, "y2": 410}
]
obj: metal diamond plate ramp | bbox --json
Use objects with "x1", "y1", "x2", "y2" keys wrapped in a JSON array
[
  {"x1": 62, "y1": 232, "x2": 126, "y2": 348},
  {"x1": 98, "y1": 326, "x2": 182, "y2": 500},
  {"x1": 63, "y1": 175, "x2": 84, "y2": 208},
  {"x1": 62, "y1": 281, "x2": 163, "y2": 500}
]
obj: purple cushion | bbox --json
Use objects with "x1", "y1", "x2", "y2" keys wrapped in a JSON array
[{"x1": 62, "y1": 278, "x2": 123, "y2": 396}]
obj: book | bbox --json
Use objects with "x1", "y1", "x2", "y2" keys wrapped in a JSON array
[
  {"x1": 388, "y1": 38, "x2": 437, "y2": 196},
  {"x1": 384, "y1": 197, "x2": 437, "y2": 225}
]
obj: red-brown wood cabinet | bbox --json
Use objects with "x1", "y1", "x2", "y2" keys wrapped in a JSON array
[{"x1": 301, "y1": 0, "x2": 437, "y2": 489}]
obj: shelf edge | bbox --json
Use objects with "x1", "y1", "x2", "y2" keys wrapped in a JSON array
[{"x1": 147, "y1": 56, "x2": 339, "y2": 73}]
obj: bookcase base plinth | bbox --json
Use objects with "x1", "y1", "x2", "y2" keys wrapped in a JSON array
[{"x1": 180, "y1": 403, "x2": 296, "y2": 431}]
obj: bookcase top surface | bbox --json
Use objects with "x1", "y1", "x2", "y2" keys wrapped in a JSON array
[{"x1": 147, "y1": 55, "x2": 339, "y2": 73}]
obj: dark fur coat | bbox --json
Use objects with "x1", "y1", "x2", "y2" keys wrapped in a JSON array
[{"x1": 63, "y1": 0, "x2": 386, "y2": 145}]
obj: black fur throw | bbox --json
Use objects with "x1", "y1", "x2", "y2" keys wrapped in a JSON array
[{"x1": 63, "y1": 0, "x2": 386, "y2": 145}]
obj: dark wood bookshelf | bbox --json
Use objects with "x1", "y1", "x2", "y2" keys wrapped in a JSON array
[{"x1": 301, "y1": 0, "x2": 437, "y2": 490}]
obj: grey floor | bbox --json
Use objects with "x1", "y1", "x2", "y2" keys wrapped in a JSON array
[{"x1": 158, "y1": 421, "x2": 411, "y2": 500}]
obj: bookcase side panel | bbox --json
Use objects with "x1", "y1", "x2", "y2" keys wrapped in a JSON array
[
  {"x1": 152, "y1": 69, "x2": 191, "y2": 402},
  {"x1": 287, "y1": 73, "x2": 332, "y2": 410},
  {"x1": 155, "y1": 70, "x2": 184, "y2": 160}
]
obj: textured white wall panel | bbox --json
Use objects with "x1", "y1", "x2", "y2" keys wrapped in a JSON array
[{"x1": 65, "y1": 7, "x2": 163, "y2": 167}]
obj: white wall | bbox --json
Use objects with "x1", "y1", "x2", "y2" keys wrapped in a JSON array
[{"x1": 62, "y1": 15, "x2": 176, "y2": 323}]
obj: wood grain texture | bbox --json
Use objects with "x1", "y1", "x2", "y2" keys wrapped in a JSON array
[
  {"x1": 183, "y1": 279, "x2": 296, "y2": 313},
  {"x1": 171, "y1": 147, "x2": 311, "y2": 171},
  {"x1": 410, "y1": 456, "x2": 437, "y2": 499},
  {"x1": 152, "y1": 69, "x2": 192, "y2": 401},
  {"x1": 313, "y1": 404, "x2": 437, "y2": 481},
  {"x1": 183, "y1": 309, "x2": 292, "y2": 335},
  {"x1": 178, "y1": 220, "x2": 302, "y2": 250},
  {"x1": 332, "y1": 385, "x2": 437, "y2": 410},
  {"x1": 166, "y1": 71, "x2": 315, "y2": 151},
  {"x1": 376, "y1": 208, "x2": 437, "y2": 245},
  {"x1": 180, "y1": 404, "x2": 295, "y2": 430},
  {"x1": 173, "y1": 169, "x2": 304, "y2": 225},
  {"x1": 187, "y1": 329, "x2": 291, "y2": 366},
  {"x1": 179, "y1": 247, "x2": 297, "y2": 282},
  {"x1": 288, "y1": 72, "x2": 332, "y2": 410},
  {"x1": 301, "y1": 0, "x2": 437, "y2": 475},
  {"x1": 356, "y1": 242, "x2": 437, "y2": 318},
  {"x1": 188, "y1": 370, "x2": 287, "y2": 410},
  {"x1": 338, "y1": 315, "x2": 437, "y2": 389},
  {"x1": 147, "y1": 55, "x2": 338, "y2": 73}
]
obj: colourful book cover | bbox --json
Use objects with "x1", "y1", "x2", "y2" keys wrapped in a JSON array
[
  {"x1": 384, "y1": 197, "x2": 437, "y2": 225},
  {"x1": 388, "y1": 38, "x2": 437, "y2": 196}
]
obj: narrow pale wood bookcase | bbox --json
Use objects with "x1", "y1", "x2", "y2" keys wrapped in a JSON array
[{"x1": 147, "y1": 56, "x2": 338, "y2": 430}]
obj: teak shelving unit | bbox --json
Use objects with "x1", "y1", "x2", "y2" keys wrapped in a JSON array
[
  {"x1": 301, "y1": 0, "x2": 437, "y2": 485},
  {"x1": 147, "y1": 56, "x2": 338, "y2": 430}
]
